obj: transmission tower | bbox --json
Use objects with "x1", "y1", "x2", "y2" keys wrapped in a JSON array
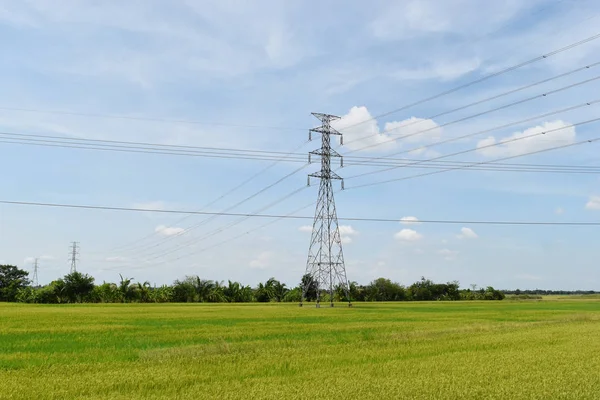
[
  {"x1": 32, "y1": 258, "x2": 39, "y2": 287},
  {"x1": 301, "y1": 113, "x2": 351, "y2": 308},
  {"x1": 69, "y1": 241, "x2": 79, "y2": 273}
]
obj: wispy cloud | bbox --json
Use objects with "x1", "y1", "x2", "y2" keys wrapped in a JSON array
[
  {"x1": 155, "y1": 225, "x2": 185, "y2": 237},
  {"x1": 394, "y1": 229, "x2": 423, "y2": 242},
  {"x1": 457, "y1": 227, "x2": 478, "y2": 239}
]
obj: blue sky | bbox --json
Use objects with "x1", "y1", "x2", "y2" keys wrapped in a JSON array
[{"x1": 1, "y1": 0, "x2": 600, "y2": 290}]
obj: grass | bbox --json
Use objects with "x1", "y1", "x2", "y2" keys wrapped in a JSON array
[{"x1": 2, "y1": 300, "x2": 600, "y2": 399}]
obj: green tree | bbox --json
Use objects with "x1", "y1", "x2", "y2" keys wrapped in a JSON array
[
  {"x1": 224, "y1": 280, "x2": 254, "y2": 302},
  {"x1": 301, "y1": 274, "x2": 318, "y2": 301},
  {"x1": 255, "y1": 278, "x2": 278, "y2": 302},
  {"x1": 150, "y1": 285, "x2": 173, "y2": 303},
  {"x1": 0, "y1": 265, "x2": 30, "y2": 302},
  {"x1": 271, "y1": 279, "x2": 288, "y2": 302},
  {"x1": 444, "y1": 281, "x2": 461, "y2": 301},
  {"x1": 136, "y1": 282, "x2": 152, "y2": 303},
  {"x1": 189, "y1": 276, "x2": 223, "y2": 302},
  {"x1": 172, "y1": 278, "x2": 197, "y2": 302},
  {"x1": 283, "y1": 287, "x2": 302, "y2": 302},
  {"x1": 408, "y1": 277, "x2": 433, "y2": 301},
  {"x1": 42, "y1": 280, "x2": 67, "y2": 303},
  {"x1": 63, "y1": 272, "x2": 95, "y2": 303},
  {"x1": 207, "y1": 281, "x2": 226, "y2": 303},
  {"x1": 15, "y1": 286, "x2": 37, "y2": 303},
  {"x1": 92, "y1": 282, "x2": 120, "y2": 303},
  {"x1": 365, "y1": 278, "x2": 406, "y2": 301},
  {"x1": 483, "y1": 286, "x2": 505, "y2": 300},
  {"x1": 118, "y1": 274, "x2": 137, "y2": 302}
]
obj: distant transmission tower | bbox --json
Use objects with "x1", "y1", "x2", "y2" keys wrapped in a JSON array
[
  {"x1": 301, "y1": 113, "x2": 351, "y2": 308},
  {"x1": 69, "y1": 241, "x2": 79, "y2": 273},
  {"x1": 32, "y1": 258, "x2": 39, "y2": 287}
]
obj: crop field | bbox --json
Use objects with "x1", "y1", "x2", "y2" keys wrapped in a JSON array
[{"x1": 2, "y1": 300, "x2": 600, "y2": 399}]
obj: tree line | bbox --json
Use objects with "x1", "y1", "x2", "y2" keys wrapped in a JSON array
[
  {"x1": 504, "y1": 289, "x2": 599, "y2": 295},
  {"x1": 0, "y1": 264, "x2": 506, "y2": 304}
]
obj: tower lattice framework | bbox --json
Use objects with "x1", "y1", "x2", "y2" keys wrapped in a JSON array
[
  {"x1": 70, "y1": 241, "x2": 79, "y2": 273},
  {"x1": 32, "y1": 258, "x2": 39, "y2": 287},
  {"x1": 301, "y1": 113, "x2": 351, "y2": 307}
]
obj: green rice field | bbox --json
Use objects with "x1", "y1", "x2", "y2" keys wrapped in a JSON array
[{"x1": 2, "y1": 300, "x2": 600, "y2": 399}]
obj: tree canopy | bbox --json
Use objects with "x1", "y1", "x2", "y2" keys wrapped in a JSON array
[{"x1": 0, "y1": 265, "x2": 30, "y2": 302}]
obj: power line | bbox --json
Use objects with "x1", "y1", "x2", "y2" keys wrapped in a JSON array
[
  {"x1": 346, "y1": 100, "x2": 600, "y2": 173},
  {"x1": 0, "y1": 106, "x2": 305, "y2": 131},
  {"x1": 346, "y1": 124, "x2": 600, "y2": 190},
  {"x1": 0, "y1": 138, "x2": 315, "y2": 166},
  {"x1": 2, "y1": 130, "x2": 599, "y2": 173},
  {"x1": 342, "y1": 73, "x2": 600, "y2": 155},
  {"x1": 0, "y1": 136, "x2": 310, "y2": 162},
  {"x1": 0, "y1": 130, "x2": 306, "y2": 156},
  {"x1": 346, "y1": 163, "x2": 600, "y2": 174},
  {"x1": 346, "y1": 99, "x2": 600, "y2": 180},
  {"x1": 2, "y1": 199, "x2": 600, "y2": 226},
  {"x1": 2, "y1": 57, "x2": 598, "y2": 166},
  {"x1": 337, "y1": 31, "x2": 600, "y2": 132}
]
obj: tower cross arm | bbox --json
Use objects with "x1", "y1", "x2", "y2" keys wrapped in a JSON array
[
  {"x1": 309, "y1": 148, "x2": 342, "y2": 158},
  {"x1": 309, "y1": 126, "x2": 342, "y2": 136},
  {"x1": 309, "y1": 171, "x2": 343, "y2": 180}
]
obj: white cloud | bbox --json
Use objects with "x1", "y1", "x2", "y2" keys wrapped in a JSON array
[
  {"x1": 457, "y1": 227, "x2": 478, "y2": 239},
  {"x1": 339, "y1": 225, "x2": 359, "y2": 236},
  {"x1": 586, "y1": 195, "x2": 600, "y2": 210},
  {"x1": 438, "y1": 248, "x2": 459, "y2": 261},
  {"x1": 331, "y1": 106, "x2": 441, "y2": 152},
  {"x1": 23, "y1": 257, "x2": 36, "y2": 264},
  {"x1": 383, "y1": 117, "x2": 442, "y2": 142},
  {"x1": 155, "y1": 225, "x2": 185, "y2": 236},
  {"x1": 400, "y1": 216, "x2": 421, "y2": 225},
  {"x1": 249, "y1": 251, "x2": 273, "y2": 269},
  {"x1": 298, "y1": 225, "x2": 313, "y2": 233},
  {"x1": 340, "y1": 225, "x2": 359, "y2": 245},
  {"x1": 0, "y1": 1, "x2": 312, "y2": 86},
  {"x1": 394, "y1": 229, "x2": 423, "y2": 241},
  {"x1": 555, "y1": 207, "x2": 564, "y2": 215},
  {"x1": 476, "y1": 120, "x2": 576, "y2": 158}
]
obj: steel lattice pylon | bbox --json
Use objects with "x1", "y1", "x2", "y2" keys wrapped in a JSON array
[{"x1": 301, "y1": 113, "x2": 351, "y2": 308}]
